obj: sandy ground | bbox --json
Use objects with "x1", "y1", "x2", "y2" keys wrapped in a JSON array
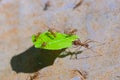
[{"x1": 0, "y1": 0, "x2": 120, "y2": 80}]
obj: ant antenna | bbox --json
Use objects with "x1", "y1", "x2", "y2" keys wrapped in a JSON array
[{"x1": 81, "y1": 39, "x2": 105, "y2": 56}]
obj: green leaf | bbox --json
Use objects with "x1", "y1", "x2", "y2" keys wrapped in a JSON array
[{"x1": 32, "y1": 31, "x2": 79, "y2": 50}]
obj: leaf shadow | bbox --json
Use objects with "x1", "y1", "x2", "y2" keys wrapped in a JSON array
[{"x1": 10, "y1": 46, "x2": 64, "y2": 73}]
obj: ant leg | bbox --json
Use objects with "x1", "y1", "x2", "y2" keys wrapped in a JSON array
[
  {"x1": 70, "y1": 52, "x2": 74, "y2": 59},
  {"x1": 84, "y1": 39, "x2": 105, "y2": 45},
  {"x1": 83, "y1": 39, "x2": 105, "y2": 55},
  {"x1": 73, "y1": 45, "x2": 82, "y2": 59},
  {"x1": 75, "y1": 53, "x2": 78, "y2": 59},
  {"x1": 83, "y1": 39, "x2": 95, "y2": 44},
  {"x1": 65, "y1": 48, "x2": 76, "y2": 59},
  {"x1": 83, "y1": 46, "x2": 102, "y2": 57},
  {"x1": 77, "y1": 39, "x2": 93, "y2": 45},
  {"x1": 70, "y1": 53, "x2": 78, "y2": 59}
]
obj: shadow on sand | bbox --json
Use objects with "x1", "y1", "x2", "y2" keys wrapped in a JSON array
[{"x1": 10, "y1": 46, "x2": 64, "y2": 73}]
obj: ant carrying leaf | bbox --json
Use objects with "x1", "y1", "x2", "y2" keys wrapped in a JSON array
[
  {"x1": 32, "y1": 28, "x2": 79, "y2": 50},
  {"x1": 32, "y1": 27, "x2": 104, "y2": 59}
]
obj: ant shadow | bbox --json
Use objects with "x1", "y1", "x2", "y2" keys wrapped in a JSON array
[
  {"x1": 10, "y1": 46, "x2": 65, "y2": 73},
  {"x1": 58, "y1": 51, "x2": 83, "y2": 59}
]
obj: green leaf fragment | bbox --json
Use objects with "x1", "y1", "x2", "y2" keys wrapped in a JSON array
[{"x1": 32, "y1": 31, "x2": 79, "y2": 50}]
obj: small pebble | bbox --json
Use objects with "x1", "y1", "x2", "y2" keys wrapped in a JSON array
[{"x1": 71, "y1": 76, "x2": 81, "y2": 80}]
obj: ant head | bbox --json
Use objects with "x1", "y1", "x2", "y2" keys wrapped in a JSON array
[
  {"x1": 35, "y1": 32, "x2": 41, "y2": 37},
  {"x1": 72, "y1": 40, "x2": 80, "y2": 45},
  {"x1": 41, "y1": 42, "x2": 46, "y2": 47}
]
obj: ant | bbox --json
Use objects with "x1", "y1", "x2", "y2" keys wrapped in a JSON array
[
  {"x1": 43, "y1": 1, "x2": 50, "y2": 10},
  {"x1": 33, "y1": 32, "x2": 47, "y2": 47},
  {"x1": 26, "y1": 72, "x2": 39, "y2": 80},
  {"x1": 64, "y1": 28, "x2": 77, "y2": 35},
  {"x1": 48, "y1": 28, "x2": 57, "y2": 37},
  {"x1": 73, "y1": 38, "x2": 104, "y2": 53},
  {"x1": 41, "y1": 42, "x2": 47, "y2": 47},
  {"x1": 33, "y1": 32, "x2": 41, "y2": 42},
  {"x1": 73, "y1": 39, "x2": 92, "y2": 49},
  {"x1": 73, "y1": 0, "x2": 83, "y2": 9},
  {"x1": 67, "y1": 39, "x2": 103, "y2": 59},
  {"x1": 72, "y1": 70, "x2": 87, "y2": 80}
]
